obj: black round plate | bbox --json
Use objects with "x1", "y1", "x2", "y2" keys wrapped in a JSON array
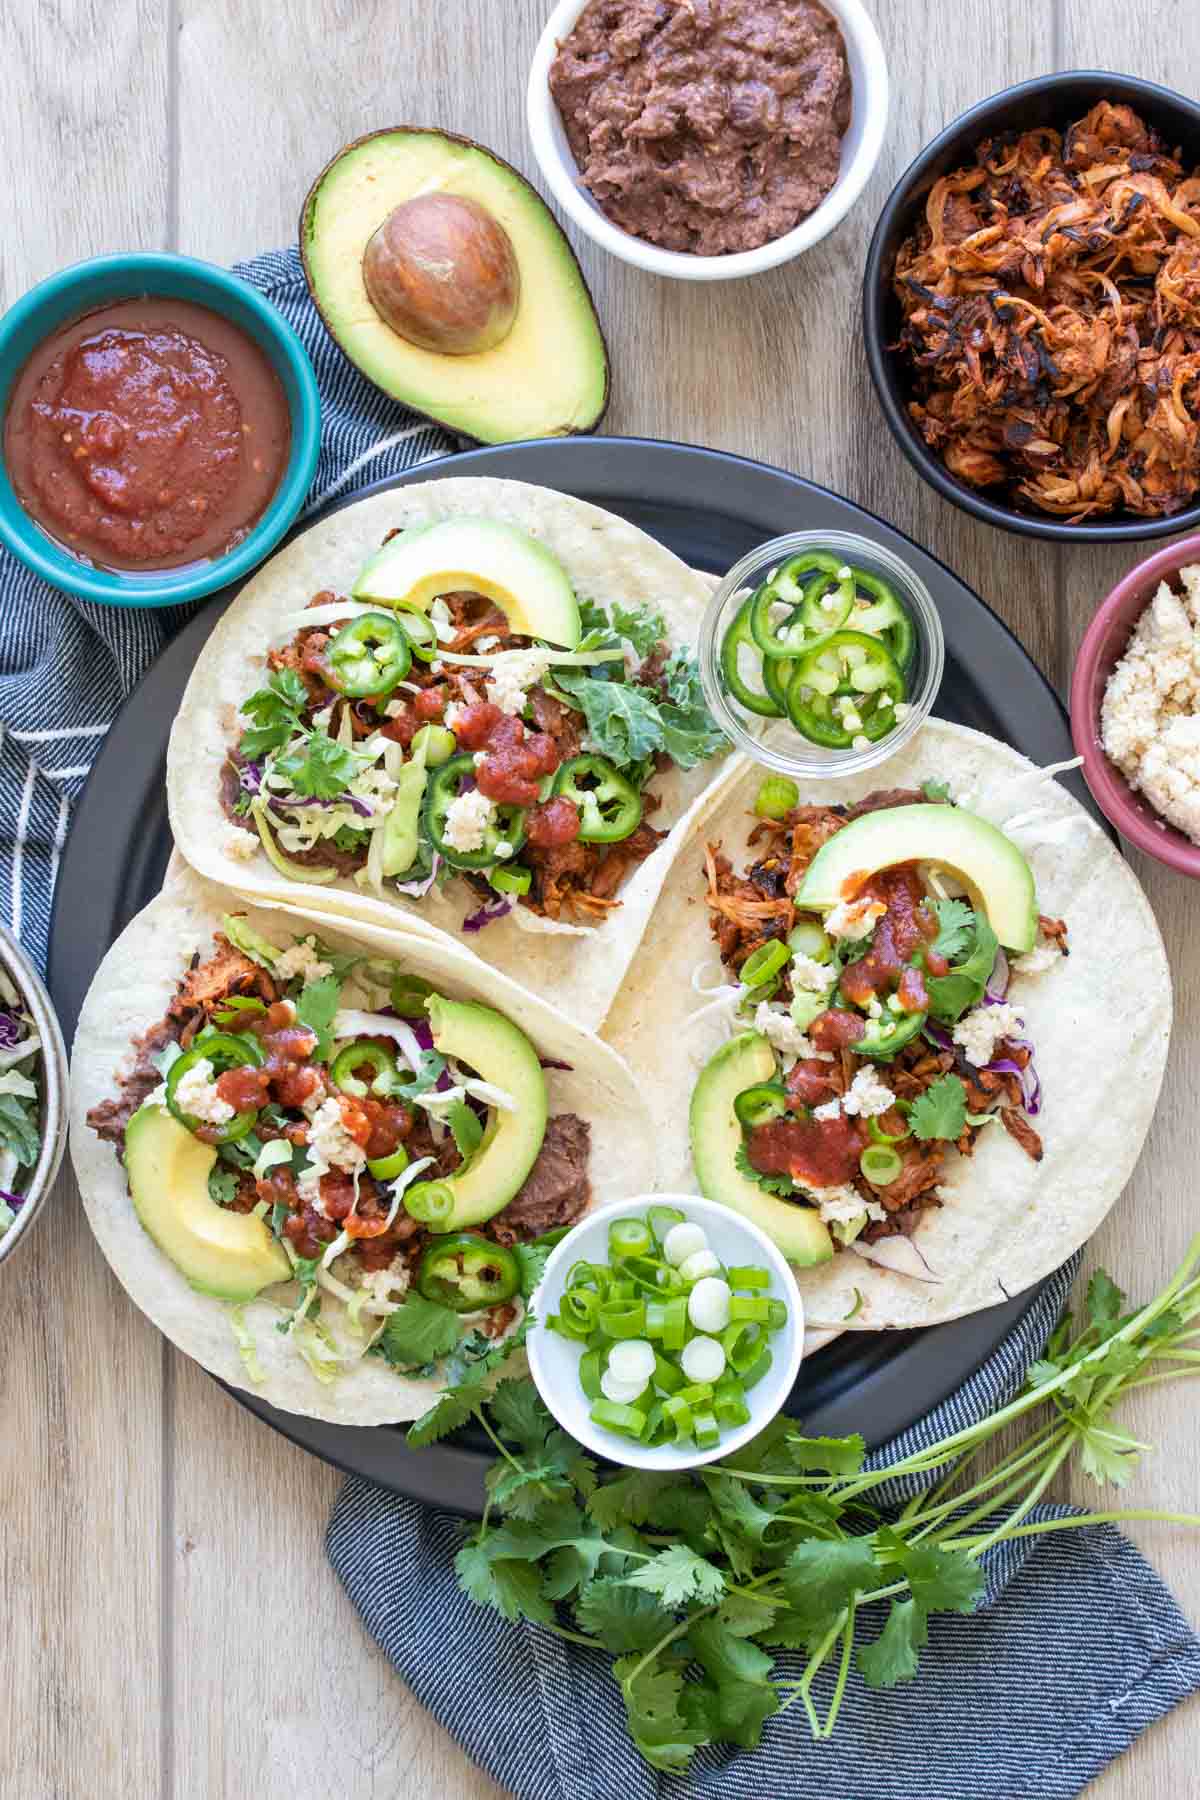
[{"x1": 50, "y1": 436, "x2": 1092, "y2": 1514}]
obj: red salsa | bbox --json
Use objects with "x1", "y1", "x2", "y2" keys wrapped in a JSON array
[
  {"x1": 4, "y1": 296, "x2": 290, "y2": 571},
  {"x1": 747, "y1": 1112, "x2": 867, "y2": 1190}
]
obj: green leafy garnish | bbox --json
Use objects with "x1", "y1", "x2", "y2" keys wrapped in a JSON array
[
  {"x1": 294, "y1": 974, "x2": 342, "y2": 1061},
  {"x1": 0, "y1": 1089, "x2": 40, "y2": 1168},
  {"x1": 550, "y1": 643, "x2": 725, "y2": 774},
  {"x1": 275, "y1": 727, "x2": 364, "y2": 800},
  {"x1": 446, "y1": 1099, "x2": 483, "y2": 1160},
  {"x1": 612, "y1": 602, "x2": 668, "y2": 658},
  {"x1": 925, "y1": 913, "x2": 999, "y2": 1023},
  {"x1": 908, "y1": 1073, "x2": 968, "y2": 1142},
  {"x1": 734, "y1": 1140, "x2": 795, "y2": 1198},
  {"x1": 237, "y1": 668, "x2": 308, "y2": 760},
  {"x1": 921, "y1": 778, "x2": 952, "y2": 803},
  {"x1": 378, "y1": 1291, "x2": 463, "y2": 1369},
  {"x1": 929, "y1": 897, "x2": 975, "y2": 962},
  {"x1": 207, "y1": 1165, "x2": 240, "y2": 1207},
  {"x1": 448, "y1": 1239, "x2": 1200, "y2": 1773},
  {"x1": 551, "y1": 672, "x2": 664, "y2": 768}
]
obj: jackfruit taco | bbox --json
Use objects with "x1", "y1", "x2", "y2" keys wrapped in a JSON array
[{"x1": 69, "y1": 868, "x2": 655, "y2": 1424}]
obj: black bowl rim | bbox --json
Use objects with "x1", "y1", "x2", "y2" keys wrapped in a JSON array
[{"x1": 862, "y1": 69, "x2": 1200, "y2": 544}]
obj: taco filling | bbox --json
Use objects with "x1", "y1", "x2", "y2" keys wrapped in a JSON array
[
  {"x1": 219, "y1": 520, "x2": 725, "y2": 927},
  {"x1": 85, "y1": 916, "x2": 593, "y2": 1389},
  {"x1": 691, "y1": 779, "x2": 1068, "y2": 1268}
]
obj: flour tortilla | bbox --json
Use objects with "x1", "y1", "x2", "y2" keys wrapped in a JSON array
[
  {"x1": 166, "y1": 477, "x2": 746, "y2": 1031},
  {"x1": 602, "y1": 719, "x2": 1172, "y2": 1329},
  {"x1": 69, "y1": 868, "x2": 656, "y2": 1424}
]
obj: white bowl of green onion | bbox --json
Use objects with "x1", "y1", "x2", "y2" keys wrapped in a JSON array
[{"x1": 526, "y1": 1195, "x2": 804, "y2": 1471}]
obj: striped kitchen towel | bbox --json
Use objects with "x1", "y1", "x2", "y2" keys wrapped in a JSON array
[
  {"x1": 328, "y1": 1251, "x2": 1200, "y2": 1800},
  {"x1": 0, "y1": 245, "x2": 452, "y2": 970}
]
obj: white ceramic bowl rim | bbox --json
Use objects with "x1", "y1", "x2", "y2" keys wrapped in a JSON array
[
  {"x1": 527, "y1": 0, "x2": 890, "y2": 281},
  {"x1": 526, "y1": 1194, "x2": 805, "y2": 1471}
]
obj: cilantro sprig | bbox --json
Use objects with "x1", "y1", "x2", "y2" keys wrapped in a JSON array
[{"x1": 450, "y1": 1239, "x2": 1200, "y2": 1770}]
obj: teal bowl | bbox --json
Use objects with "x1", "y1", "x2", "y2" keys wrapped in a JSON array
[{"x1": 0, "y1": 252, "x2": 321, "y2": 607}]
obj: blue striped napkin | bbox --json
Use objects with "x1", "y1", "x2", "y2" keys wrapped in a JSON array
[{"x1": 4, "y1": 245, "x2": 1197, "y2": 1800}]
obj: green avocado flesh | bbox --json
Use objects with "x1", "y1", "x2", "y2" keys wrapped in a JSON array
[
  {"x1": 426, "y1": 995, "x2": 548, "y2": 1232},
  {"x1": 354, "y1": 518, "x2": 581, "y2": 648},
  {"x1": 125, "y1": 1105, "x2": 291, "y2": 1302},
  {"x1": 689, "y1": 1032, "x2": 834, "y2": 1268},
  {"x1": 795, "y1": 803, "x2": 1038, "y2": 953},
  {"x1": 301, "y1": 128, "x2": 609, "y2": 444}
]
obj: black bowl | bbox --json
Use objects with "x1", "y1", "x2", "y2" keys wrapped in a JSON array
[{"x1": 862, "y1": 70, "x2": 1200, "y2": 544}]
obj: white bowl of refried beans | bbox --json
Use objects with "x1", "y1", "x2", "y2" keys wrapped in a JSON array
[{"x1": 528, "y1": 0, "x2": 888, "y2": 280}]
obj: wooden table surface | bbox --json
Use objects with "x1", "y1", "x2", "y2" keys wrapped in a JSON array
[{"x1": 4, "y1": 2, "x2": 1199, "y2": 1795}]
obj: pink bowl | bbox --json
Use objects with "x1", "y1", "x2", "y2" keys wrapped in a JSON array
[{"x1": 1070, "y1": 533, "x2": 1200, "y2": 878}]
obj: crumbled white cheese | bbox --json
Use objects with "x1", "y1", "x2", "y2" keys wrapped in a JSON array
[
  {"x1": 851, "y1": 735, "x2": 871, "y2": 752},
  {"x1": 812, "y1": 1098, "x2": 842, "y2": 1122},
  {"x1": 430, "y1": 661, "x2": 445, "y2": 676},
  {"x1": 357, "y1": 1261, "x2": 411, "y2": 1305},
  {"x1": 485, "y1": 653, "x2": 551, "y2": 717},
  {"x1": 789, "y1": 951, "x2": 834, "y2": 994},
  {"x1": 172, "y1": 1058, "x2": 235, "y2": 1126},
  {"x1": 953, "y1": 1001, "x2": 1024, "y2": 1069},
  {"x1": 306, "y1": 1096, "x2": 366, "y2": 1175},
  {"x1": 273, "y1": 937, "x2": 333, "y2": 985},
  {"x1": 893, "y1": 702, "x2": 912, "y2": 722},
  {"x1": 296, "y1": 1164, "x2": 324, "y2": 1208},
  {"x1": 475, "y1": 636, "x2": 501, "y2": 654},
  {"x1": 226, "y1": 829, "x2": 258, "y2": 862},
  {"x1": 441, "y1": 788, "x2": 496, "y2": 853},
  {"x1": 837, "y1": 565, "x2": 852, "y2": 581},
  {"x1": 1012, "y1": 942, "x2": 1061, "y2": 977},
  {"x1": 472, "y1": 750, "x2": 488, "y2": 767},
  {"x1": 493, "y1": 840, "x2": 513, "y2": 859},
  {"x1": 866, "y1": 996, "x2": 883, "y2": 1019},
  {"x1": 824, "y1": 896, "x2": 886, "y2": 941},
  {"x1": 1101, "y1": 565, "x2": 1200, "y2": 844},
  {"x1": 384, "y1": 699, "x2": 407, "y2": 720},
  {"x1": 753, "y1": 1001, "x2": 818, "y2": 1058},
  {"x1": 811, "y1": 1184, "x2": 886, "y2": 1226},
  {"x1": 842, "y1": 1066, "x2": 896, "y2": 1118}
]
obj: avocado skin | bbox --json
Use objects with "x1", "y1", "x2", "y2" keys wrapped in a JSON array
[
  {"x1": 299, "y1": 126, "x2": 610, "y2": 445},
  {"x1": 690, "y1": 1032, "x2": 834, "y2": 1268},
  {"x1": 125, "y1": 1105, "x2": 291, "y2": 1302},
  {"x1": 425, "y1": 996, "x2": 549, "y2": 1232}
]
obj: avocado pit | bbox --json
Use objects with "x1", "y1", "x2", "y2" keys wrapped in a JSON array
[{"x1": 362, "y1": 193, "x2": 521, "y2": 356}]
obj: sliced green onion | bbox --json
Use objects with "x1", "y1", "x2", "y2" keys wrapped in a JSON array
[
  {"x1": 403, "y1": 1180, "x2": 454, "y2": 1225},
  {"x1": 566, "y1": 1259, "x2": 610, "y2": 1293},
  {"x1": 740, "y1": 939, "x2": 790, "y2": 989},
  {"x1": 722, "y1": 1319, "x2": 764, "y2": 1374},
  {"x1": 662, "y1": 1396, "x2": 694, "y2": 1441},
  {"x1": 490, "y1": 865, "x2": 532, "y2": 896},
  {"x1": 727, "y1": 1265, "x2": 771, "y2": 1290},
  {"x1": 647, "y1": 1204, "x2": 685, "y2": 1246},
  {"x1": 741, "y1": 1346, "x2": 774, "y2": 1391},
  {"x1": 730, "y1": 1294, "x2": 771, "y2": 1324},
  {"x1": 589, "y1": 1398, "x2": 647, "y2": 1439},
  {"x1": 579, "y1": 1349, "x2": 603, "y2": 1400},
  {"x1": 692, "y1": 1409, "x2": 721, "y2": 1450},
  {"x1": 765, "y1": 1298, "x2": 788, "y2": 1331},
  {"x1": 653, "y1": 1353, "x2": 684, "y2": 1394},
  {"x1": 713, "y1": 1378, "x2": 751, "y2": 1429},
  {"x1": 788, "y1": 918, "x2": 833, "y2": 963},
  {"x1": 659, "y1": 1296, "x2": 688, "y2": 1351},
  {"x1": 860, "y1": 1144, "x2": 903, "y2": 1185},
  {"x1": 677, "y1": 1382, "x2": 714, "y2": 1406},
  {"x1": 561, "y1": 1288, "x2": 601, "y2": 1333},
  {"x1": 608, "y1": 1277, "x2": 636, "y2": 1302},
  {"x1": 868, "y1": 1114, "x2": 910, "y2": 1146},
  {"x1": 598, "y1": 1300, "x2": 647, "y2": 1339},
  {"x1": 608, "y1": 1217, "x2": 653, "y2": 1260},
  {"x1": 754, "y1": 776, "x2": 800, "y2": 820}
]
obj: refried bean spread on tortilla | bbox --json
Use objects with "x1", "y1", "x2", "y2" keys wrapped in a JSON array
[{"x1": 548, "y1": 0, "x2": 852, "y2": 256}]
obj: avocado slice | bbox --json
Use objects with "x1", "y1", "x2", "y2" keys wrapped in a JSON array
[
  {"x1": 354, "y1": 518, "x2": 581, "y2": 648},
  {"x1": 795, "y1": 804, "x2": 1038, "y2": 953},
  {"x1": 300, "y1": 128, "x2": 609, "y2": 444},
  {"x1": 689, "y1": 1032, "x2": 834, "y2": 1268},
  {"x1": 125, "y1": 1105, "x2": 291, "y2": 1301},
  {"x1": 425, "y1": 995, "x2": 548, "y2": 1232}
]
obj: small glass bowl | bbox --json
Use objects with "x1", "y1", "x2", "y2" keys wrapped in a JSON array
[{"x1": 699, "y1": 529, "x2": 945, "y2": 780}]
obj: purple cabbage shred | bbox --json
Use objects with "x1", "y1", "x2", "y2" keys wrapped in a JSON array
[
  {"x1": 463, "y1": 897, "x2": 512, "y2": 934},
  {"x1": 0, "y1": 1188, "x2": 24, "y2": 1210},
  {"x1": 238, "y1": 762, "x2": 263, "y2": 796},
  {"x1": 0, "y1": 1011, "x2": 20, "y2": 1049},
  {"x1": 539, "y1": 1057, "x2": 574, "y2": 1072},
  {"x1": 395, "y1": 854, "x2": 441, "y2": 899}
]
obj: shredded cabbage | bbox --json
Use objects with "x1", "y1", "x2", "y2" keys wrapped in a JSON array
[
  {"x1": 292, "y1": 1318, "x2": 341, "y2": 1384},
  {"x1": 228, "y1": 1306, "x2": 265, "y2": 1384},
  {"x1": 252, "y1": 1137, "x2": 293, "y2": 1181}
]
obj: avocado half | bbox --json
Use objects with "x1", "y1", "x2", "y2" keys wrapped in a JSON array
[{"x1": 300, "y1": 127, "x2": 610, "y2": 444}]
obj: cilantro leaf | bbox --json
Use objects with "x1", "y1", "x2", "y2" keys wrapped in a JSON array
[
  {"x1": 513, "y1": 1239, "x2": 552, "y2": 1300},
  {"x1": 405, "y1": 1368, "x2": 488, "y2": 1447},
  {"x1": 274, "y1": 727, "x2": 363, "y2": 800},
  {"x1": 1078, "y1": 1419, "x2": 1143, "y2": 1486},
  {"x1": 489, "y1": 1377, "x2": 555, "y2": 1453},
  {"x1": 237, "y1": 668, "x2": 307, "y2": 759},
  {"x1": 207, "y1": 1165, "x2": 240, "y2": 1207},
  {"x1": 929, "y1": 898, "x2": 975, "y2": 962},
  {"x1": 378, "y1": 1292, "x2": 462, "y2": 1368},
  {"x1": 733, "y1": 1141, "x2": 795, "y2": 1197},
  {"x1": 777, "y1": 1537, "x2": 879, "y2": 1632},
  {"x1": 1087, "y1": 1269, "x2": 1125, "y2": 1332},
  {"x1": 621, "y1": 1544, "x2": 726, "y2": 1608},
  {"x1": 687, "y1": 1619, "x2": 779, "y2": 1748},
  {"x1": 551, "y1": 670, "x2": 665, "y2": 768},
  {"x1": 575, "y1": 1578, "x2": 666, "y2": 1652},
  {"x1": 446, "y1": 1098, "x2": 483, "y2": 1160},
  {"x1": 455, "y1": 1543, "x2": 555, "y2": 1624},
  {"x1": 586, "y1": 1469, "x2": 676, "y2": 1533},
  {"x1": 779, "y1": 1434, "x2": 867, "y2": 1477},
  {"x1": 909, "y1": 1073, "x2": 968, "y2": 1142},
  {"x1": 877, "y1": 1532, "x2": 984, "y2": 1615},
  {"x1": 294, "y1": 973, "x2": 342, "y2": 1061},
  {"x1": 857, "y1": 1597, "x2": 927, "y2": 1687},
  {"x1": 614, "y1": 1657, "x2": 707, "y2": 1772},
  {"x1": 925, "y1": 914, "x2": 999, "y2": 1023},
  {"x1": 922, "y1": 778, "x2": 952, "y2": 803}
]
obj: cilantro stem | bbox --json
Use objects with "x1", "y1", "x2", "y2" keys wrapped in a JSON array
[
  {"x1": 956, "y1": 1435, "x2": 1075, "y2": 1558},
  {"x1": 819, "y1": 1598, "x2": 858, "y2": 1739},
  {"x1": 942, "y1": 1509, "x2": 1200, "y2": 1550},
  {"x1": 473, "y1": 1407, "x2": 523, "y2": 1471}
]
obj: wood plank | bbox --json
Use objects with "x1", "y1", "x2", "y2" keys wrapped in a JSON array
[
  {"x1": 0, "y1": 2, "x2": 168, "y2": 1796},
  {"x1": 1052, "y1": 15, "x2": 1200, "y2": 1794}
]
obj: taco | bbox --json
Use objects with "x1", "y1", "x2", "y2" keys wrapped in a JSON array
[
  {"x1": 70, "y1": 868, "x2": 655, "y2": 1424},
  {"x1": 602, "y1": 719, "x2": 1171, "y2": 1329},
  {"x1": 167, "y1": 477, "x2": 740, "y2": 1029}
]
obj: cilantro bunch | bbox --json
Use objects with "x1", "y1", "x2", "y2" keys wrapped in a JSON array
[
  {"x1": 238, "y1": 666, "x2": 365, "y2": 800},
  {"x1": 549, "y1": 599, "x2": 726, "y2": 774},
  {"x1": 447, "y1": 1240, "x2": 1200, "y2": 1771}
]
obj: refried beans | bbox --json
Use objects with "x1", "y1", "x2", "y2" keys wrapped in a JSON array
[{"x1": 548, "y1": 0, "x2": 852, "y2": 256}]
